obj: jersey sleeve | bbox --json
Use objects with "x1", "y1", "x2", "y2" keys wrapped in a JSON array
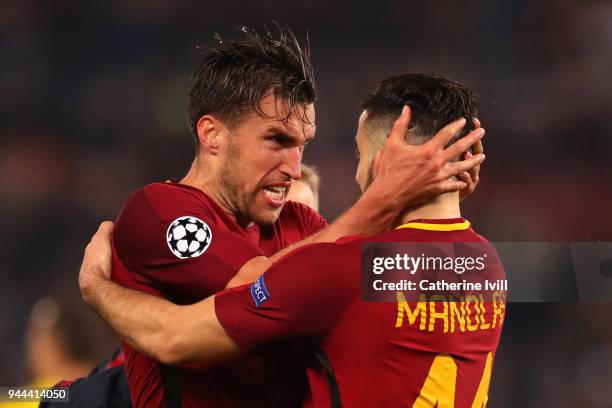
[
  {"x1": 286, "y1": 201, "x2": 328, "y2": 237},
  {"x1": 214, "y1": 243, "x2": 355, "y2": 350},
  {"x1": 297, "y1": 202, "x2": 328, "y2": 235},
  {"x1": 112, "y1": 185, "x2": 264, "y2": 301}
]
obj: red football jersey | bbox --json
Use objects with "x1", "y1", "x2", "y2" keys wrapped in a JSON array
[
  {"x1": 112, "y1": 181, "x2": 327, "y2": 407},
  {"x1": 215, "y1": 218, "x2": 507, "y2": 408}
]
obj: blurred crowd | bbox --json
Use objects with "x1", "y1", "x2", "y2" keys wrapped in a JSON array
[{"x1": 1, "y1": 1, "x2": 611, "y2": 406}]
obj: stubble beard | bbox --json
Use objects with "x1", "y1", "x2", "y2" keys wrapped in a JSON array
[{"x1": 218, "y1": 140, "x2": 277, "y2": 227}]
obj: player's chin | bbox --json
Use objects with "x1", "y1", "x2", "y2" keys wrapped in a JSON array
[{"x1": 251, "y1": 204, "x2": 284, "y2": 226}]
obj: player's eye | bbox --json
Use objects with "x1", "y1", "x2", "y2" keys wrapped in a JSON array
[
  {"x1": 267, "y1": 135, "x2": 290, "y2": 146},
  {"x1": 355, "y1": 147, "x2": 360, "y2": 159}
]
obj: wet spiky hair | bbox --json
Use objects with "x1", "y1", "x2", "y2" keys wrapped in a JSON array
[{"x1": 186, "y1": 24, "x2": 316, "y2": 149}]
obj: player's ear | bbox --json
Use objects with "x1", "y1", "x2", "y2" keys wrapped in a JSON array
[
  {"x1": 373, "y1": 149, "x2": 383, "y2": 178},
  {"x1": 196, "y1": 115, "x2": 227, "y2": 155}
]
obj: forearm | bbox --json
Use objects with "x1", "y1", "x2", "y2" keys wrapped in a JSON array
[
  {"x1": 314, "y1": 180, "x2": 401, "y2": 239},
  {"x1": 79, "y1": 222, "x2": 242, "y2": 366},
  {"x1": 227, "y1": 182, "x2": 400, "y2": 288},
  {"x1": 82, "y1": 277, "x2": 242, "y2": 366},
  {"x1": 81, "y1": 277, "x2": 179, "y2": 362},
  {"x1": 169, "y1": 298, "x2": 243, "y2": 366},
  {"x1": 272, "y1": 183, "x2": 398, "y2": 257}
]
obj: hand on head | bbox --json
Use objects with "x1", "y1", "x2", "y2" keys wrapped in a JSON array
[{"x1": 372, "y1": 106, "x2": 485, "y2": 206}]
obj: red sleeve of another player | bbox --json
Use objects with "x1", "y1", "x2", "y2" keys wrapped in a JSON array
[
  {"x1": 112, "y1": 186, "x2": 263, "y2": 300},
  {"x1": 300, "y1": 203, "x2": 328, "y2": 235},
  {"x1": 214, "y1": 243, "x2": 354, "y2": 349},
  {"x1": 286, "y1": 201, "x2": 328, "y2": 236}
]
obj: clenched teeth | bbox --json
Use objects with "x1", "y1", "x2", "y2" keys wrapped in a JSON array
[{"x1": 264, "y1": 186, "x2": 286, "y2": 201}]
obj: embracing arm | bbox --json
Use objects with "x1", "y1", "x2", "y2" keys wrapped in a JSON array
[
  {"x1": 80, "y1": 223, "x2": 347, "y2": 367},
  {"x1": 79, "y1": 222, "x2": 241, "y2": 366}
]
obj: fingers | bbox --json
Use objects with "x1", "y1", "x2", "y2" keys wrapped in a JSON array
[
  {"x1": 98, "y1": 221, "x2": 114, "y2": 235},
  {"x1": 426, "y1": 117, "x2": 467, "y2": 149},
  {"x1": 459, "y1": 165, "x2": 480, "y2": 201},
  {"x1": 88, "y1": 221, "x2": 114, "y2": 252},
  {"x1": 456, "y1": 171, "x2": 472, "y2": 184},
  {"x1": 470, "y1": 118, "x2": 484, "y2": 155},
  {"x1": 444, "y1": 154, "x2": 485, "y2": 178},
  {"x1": 92, "y1": 221, "x2": 114, "y2": 241},
  {"x1": 465, "y1": 151, "x2": 481, "y2": 183},
  {"x1": 443, "y1": 127, "x2": 485, "y2": 160},
  {"x1": 471, "y1": 139, "x2": 484, "y2": 155},
  {"x1": 438, "y1": 179, "x2": 468, "y2": 194},
  {"x1": 387, "y1": 105, "x2": 412, "y2": 144},
  {"x1": 464, "y1": 151, "x2": 480, "y2": 176}
]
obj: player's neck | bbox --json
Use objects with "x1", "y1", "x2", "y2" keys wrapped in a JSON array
[
  {"x1": 181, "y1": 158, "x2": 214, "y2": 195},
  {"x1": 180, "y1": 158, "x2": 254, "y2": 228},
  {"x1": 393, "y1": 192, "x2": 461, "y2": 228}
]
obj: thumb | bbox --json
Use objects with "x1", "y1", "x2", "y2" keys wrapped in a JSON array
[{"x1": 387, "y1": 105, "x2": 411, "y2": 144}]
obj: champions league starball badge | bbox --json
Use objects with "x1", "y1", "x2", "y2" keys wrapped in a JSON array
[{"x1": 166, "y1": 216, "x2": 212, "y2": 259}]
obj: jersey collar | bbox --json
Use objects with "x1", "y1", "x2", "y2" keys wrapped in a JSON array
[{"x1": 394, "y1": 218, "x2": 471, "y2": 232}]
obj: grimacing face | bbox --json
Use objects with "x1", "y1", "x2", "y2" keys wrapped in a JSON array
[{"x1": 218, "y1": 95, "x2": 316, "y2": 226}]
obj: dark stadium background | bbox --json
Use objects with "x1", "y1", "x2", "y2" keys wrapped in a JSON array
[{"x1": 2, "y1": 1, "x2": 612, "y2": 406}]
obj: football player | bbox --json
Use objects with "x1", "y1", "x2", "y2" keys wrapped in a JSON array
[
  {"x1": 80, "y1": 25, "x2": 484, "y2": 408},
  {"x1": 80, "y1": 74, "x2": 498, "y2": 407}
]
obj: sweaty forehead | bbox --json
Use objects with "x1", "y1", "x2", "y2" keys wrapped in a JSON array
[
  {"x1": 289, "y1": 106, "x2": 316, "y2": 140},
  {"x1": 253, "y1": 94, "x2": 316, "y2": 139}
]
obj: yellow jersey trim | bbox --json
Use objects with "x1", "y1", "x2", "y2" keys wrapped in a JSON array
[{"x1": 395, "y1": 220, "x2": 471, "y2": 232}]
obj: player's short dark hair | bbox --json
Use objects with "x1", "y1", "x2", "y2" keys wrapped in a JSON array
[
  {"x1": 186, "y1": 25, "x2": 316, "y2": 150},
  {"x1": 361, "y1": 73, "x2": 479, "y2": 144}
]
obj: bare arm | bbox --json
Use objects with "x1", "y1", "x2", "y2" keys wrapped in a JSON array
[
  {"x1": 79, "y1": 108, "x2": 485, "y2": 352},
  {"x1": 79, "y1": 222, "x2": 241, "y2": 366},
  {"x1": 227, "y1": 107, "x2": 485, "y2": 287}
]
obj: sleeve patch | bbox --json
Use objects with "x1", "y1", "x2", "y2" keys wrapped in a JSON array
[
  {"x1": 166, "y1": 216, "x2": 212, "y2": 259},
  {"x1": 250, "y1": 275, "x2": 271, "y2": 307}
]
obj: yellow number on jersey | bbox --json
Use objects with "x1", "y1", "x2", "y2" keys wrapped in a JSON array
[
  {"x1": 412, "y1": 354, "x2": 457, "y2": 408},
  {"x1": 412, "y1": 352, "x2": 494, "y2": 408},
  {"x1": 470, "y1": 352, "x2": 493, "y2": 408}
]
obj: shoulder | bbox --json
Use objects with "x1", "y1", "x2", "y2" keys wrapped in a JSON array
[
  {"x1": 141, "y1": 182, "x2": 216, "y2": 222},
  {"x1": 113, "y1": 183, "x2": 217, "y2": 258},
  {"x1": 467, "y1": 227, "x2": 504, "y2": 265},
  {"x1": 279, "y1": 200, "x2": 328, "y2": 235},
  {"x1": 259, "y1": 241, "x2": 360, "y2": 312},
  {"x1": 281, "y1": 200, "x2": 321, "y2": 220},
  {"x1": 466, "y1": 227, "x2": 492, "y2": 244},
  {"x1": 116, "y1": 182, "x2": 218, "y2": 225},
  {"x1": 271, "y1": 239, "x2": 360, "y2": 283}
]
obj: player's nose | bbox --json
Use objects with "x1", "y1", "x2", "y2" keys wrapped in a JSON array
[{"x1": 280, "y1": 147, "x2": 302, "y2": 180}]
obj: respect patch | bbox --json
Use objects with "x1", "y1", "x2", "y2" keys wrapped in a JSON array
[{"x1": 250, "y1": 275, "x2": 270, "y2": 307}]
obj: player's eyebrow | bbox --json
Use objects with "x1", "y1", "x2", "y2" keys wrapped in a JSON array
[{"x1": 265, "y1": 124, "x2": 314, "y2": 146}]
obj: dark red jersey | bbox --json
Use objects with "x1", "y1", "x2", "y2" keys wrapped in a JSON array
[
  {"x1": 112, "y1": 181, "x2": 327, "y2": 407},
  {"x1": 216, "y1": 218, "x2": 507, "y2": 408}
]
